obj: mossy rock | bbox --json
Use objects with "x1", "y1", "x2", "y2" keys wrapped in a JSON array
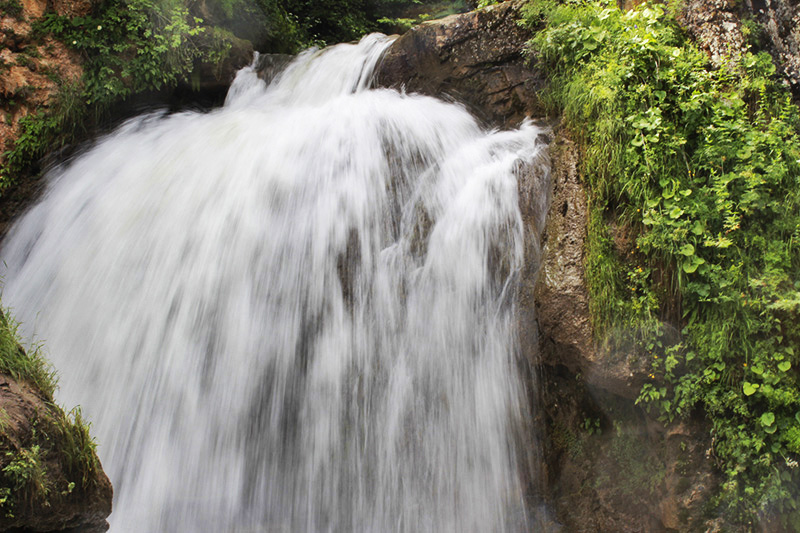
[{"x1": 0, "y1": 373, "x2": 111, "y2": 531}]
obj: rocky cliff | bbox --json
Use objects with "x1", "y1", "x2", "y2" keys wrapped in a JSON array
[
  {"x1": 680, "y1": 0, "x2": 800, "y2": 91},
  {"x1": 376, "y1": 2, "x2": 728, "y2": 530}
]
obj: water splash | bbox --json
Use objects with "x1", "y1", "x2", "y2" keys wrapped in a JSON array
[{"x1": 1, "y1": 34, "x2": 549, "y2": 531}]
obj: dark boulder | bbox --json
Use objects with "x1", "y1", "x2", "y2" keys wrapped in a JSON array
[{"x1": 375, "y1": 0, "x2": 545, "y2": 128}]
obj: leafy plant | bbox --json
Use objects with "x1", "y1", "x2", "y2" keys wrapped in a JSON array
[
  {"x1": 527, "y1": 0, "x2": 800, "y2": 527},
  {"x1": 34, "y1": 0, "x2": 230, "y2": 105},
  {"x1": 2, "y1": 445, "x2": 49, "y2": 508},
  {"x1": 583, "y1": 416, "x2": 601, "y2": 435}
]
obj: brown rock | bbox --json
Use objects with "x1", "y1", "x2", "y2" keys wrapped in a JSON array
[
  {"x1": 0, "y1": 373, "x2": 112, "y2": 532},
  {"x1": 529, "y1": 129, "x2": 591, "y2": 364},
  {"x1": 539, "y1": 361, "x2": 720, "y2": 532},
  {"x1": 0, "y1": 66, "x2": 29, "y2": 97},
  {"x1": 530, "y1": 127, "x2": 653, "y2": 399},
  {"x1": 1, "y1": 15, "x2": 32, "y2": 43},
  {"x1": 516, "y1": 124, "x2": 554, "y2": 369},
  {"x1": 679, "y1": 0, "x2": 746, "y2": 67},
  {"x1": 51, "y1": 0, "x2": 101, "y2": 18},
  {"x1": 19, "y1": 0, "x2": 46, "y2": 19},
  {"x1": 0, "y1": 34, "x2": 83, "y2": 169},
  {"x1": 375, "y1": 0, "x2": 545, "y2": 128},
  {"x1": 742, "y1": 0, "x2": 800, "y2": 88}
]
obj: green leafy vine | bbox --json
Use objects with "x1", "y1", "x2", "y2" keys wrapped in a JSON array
[{"x1": 527, "y1": 0, "x2": 800, "y2": 527}]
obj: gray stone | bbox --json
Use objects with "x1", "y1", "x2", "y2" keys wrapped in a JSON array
[{"x1": 375, "y1": 0, "x2": 546, "y2": 128}]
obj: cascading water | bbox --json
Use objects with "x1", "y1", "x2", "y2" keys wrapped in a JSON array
[{"x1": 0, "y1": 34, "x2": 550, "y2": 531}]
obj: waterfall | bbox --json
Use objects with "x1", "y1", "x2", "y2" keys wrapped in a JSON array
[{"x1": 0, "y1": 34, "x2": 550, "y2": 532}]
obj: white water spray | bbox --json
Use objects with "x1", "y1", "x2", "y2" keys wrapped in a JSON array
[{"x1": 1, "y1": 34, "x2": 549, "y2": 531}]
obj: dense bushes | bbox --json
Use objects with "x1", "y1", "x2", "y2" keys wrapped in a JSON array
[{"x1": 526, "y1": 0, "x2": 800, "y2": 527}]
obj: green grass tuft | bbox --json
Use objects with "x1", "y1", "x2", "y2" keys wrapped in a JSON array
[{"x1": 0, "y1": 310, "x2": 57, "y2": 400}]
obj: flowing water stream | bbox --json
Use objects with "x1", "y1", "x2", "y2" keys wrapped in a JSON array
[{"x1": 0, "y1": 34, "x2": 550, "y2": 531}]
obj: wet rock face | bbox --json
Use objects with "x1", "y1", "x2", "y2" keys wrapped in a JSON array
[
  {"x1": 528, "y1": 131, "x2": 592, "y2": 376},
  {"x1": 539, "y1": 362, "x2": 720, "y2": 533},
  {"x1": 375, "y1": 0, "x2": 545, "y2": 128},
  {"x1": 530, "y1": 129, "x2": 654, "y2": 400},
  {"x1": 531, "y1": 128, "x2": 721, "y2": 531}
]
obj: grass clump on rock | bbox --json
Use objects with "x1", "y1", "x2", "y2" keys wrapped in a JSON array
[{"x1": 0, "y1": 307, "x2": 110, "y2": 529}]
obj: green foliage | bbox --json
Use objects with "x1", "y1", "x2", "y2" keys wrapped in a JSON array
[
  {"x1": 284, "y1": 0, "x2": 376, "y2": 44},
  {"x1": 283, "y1": 0, "x2": 447, "y2": 44},
  {"x1": 0, "y1": 310, "x2": 57, "y2": 399},
  {"x1": 2, "y1": 0, "x2": 239, "y2": 187},
  {"x1": 582, "y1": 415, "x2": 601, "y2": 435},
  {"x1": 2, "y1": 445, "x2": 48, "y2": 510},
  {"x1": 57, "y1": 407, "x2": 98, "y2": 487},
  {"x1": 527, "y1": 0, "x2": 800, "y2": 527},
  {"x1": 376, "y1": 1, "x2": 467, "y2": 34},
  {"x1": 186, "y1": 0, "x2": 305, "y2": 53},
  {"x1": 35, "y1": 0, "x2": 230, "y2": 105},
  {"x1": 740, "y1": 16, "x2": 766, "y2": 50},
  {"x1": 0, "y1": 0, "x2": 23, "y2": 19}
]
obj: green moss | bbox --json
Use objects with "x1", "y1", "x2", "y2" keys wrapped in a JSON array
[
  {"x1": 526, "y1": 0, "x2": 800, "y2": 527},
  {"x1": 552, "y1": 419, "x2": 585, "y2": 460},
  {"x1": 609, "y1": 421, "x2": 665, "y2": 497}
]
